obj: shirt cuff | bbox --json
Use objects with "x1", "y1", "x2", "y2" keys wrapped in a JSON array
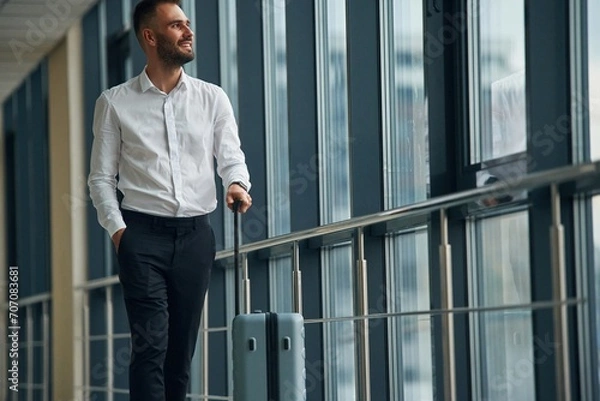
[
  {"x1": 106, "y1": 216, "x2": 127, "y2": 238},
  {"x1": 228, "y1": 179, "x2": 251, "y2": 192}
]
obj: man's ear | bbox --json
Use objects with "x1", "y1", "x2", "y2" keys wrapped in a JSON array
[{"x1": 142, "y1": 28, "x2": 156, "y2": 47}]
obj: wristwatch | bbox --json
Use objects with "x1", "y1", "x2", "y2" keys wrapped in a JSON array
[{"x1": 231, "y1": 181, "x2": 248, "y2": 192}]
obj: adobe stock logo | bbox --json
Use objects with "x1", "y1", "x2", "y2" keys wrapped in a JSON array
[{"x1": 9, "y1": 0, "x2": 88, "y2": 64}]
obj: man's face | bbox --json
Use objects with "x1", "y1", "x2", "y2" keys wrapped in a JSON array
[{"x1": 152, "y1": 3, "x2": 195, "y2": 66}]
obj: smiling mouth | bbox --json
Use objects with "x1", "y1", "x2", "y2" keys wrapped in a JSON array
[{"x1": 180, "y1": 41, "x2": 193, "y2": 49}]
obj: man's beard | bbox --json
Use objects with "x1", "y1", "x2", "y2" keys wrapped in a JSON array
[{"x1": 156, "y1": 33, "x2": 195, "y2": 67}]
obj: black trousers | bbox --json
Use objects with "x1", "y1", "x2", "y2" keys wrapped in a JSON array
[{"x1": 118, "y1": 209, "x2": 214, "y2": 401}]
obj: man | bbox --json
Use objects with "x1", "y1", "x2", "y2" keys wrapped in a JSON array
[{"x1": 87, "y1": 1, "x2": 252, "y2": 400}]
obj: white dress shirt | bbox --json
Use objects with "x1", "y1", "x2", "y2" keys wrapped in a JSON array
[{"x1": 88, "y1": 68, "x2": 251, "y2": 237}]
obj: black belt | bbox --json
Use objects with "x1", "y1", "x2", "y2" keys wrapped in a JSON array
[{"x1": 121, "y1": 209, "x2": 209, "y2": 228}]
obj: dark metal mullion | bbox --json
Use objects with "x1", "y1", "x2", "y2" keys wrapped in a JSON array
[
  {"x1": 425, "y1": 0, "x2": 472, "y2": 400},
  {"x1": 345, "y1": 1, "x2": 387, "y2": 400},
  {"x1": 30, "y1": 64, "x2": 51, "y2": 295},
  {"x1": 3, "y1": 99, "x2": 17, "y2": 267},
  {"x1": 26, "y1": 76, "x2": 38, "y2": 293},
  {"x1": 448, "y1": 2, "x2": 478, "y2": 398},
  {"x1": 40, "y1": 62, "x2": 51, "y2": 296},
  {"x1": 194, "y1": 0, "x2": 223, "y2": 248},
  {"x1": 15, "y1": 84, "x2": 31, "y2": 295},
  {"x1": 129, "y1": 0, "x2": 146, "y2": 78},
  {"x1": 285, "y1": 1, "x2": 324, "y2": 400},
  {"x1": 525, "y1": 1, "x2": 577, "y2": 401},
  {"x1": 236, "y1": 0, "x2": 269, "y2": 313},
  {"x1": 583, "y1": 195, "x2": 600, "y2": 400},
  {"x1": 424, "y1": 1, "x2": 449, "y2": 397},
  {"x1": 572, "y1": 2, "x2": 598, "y2": 398}
]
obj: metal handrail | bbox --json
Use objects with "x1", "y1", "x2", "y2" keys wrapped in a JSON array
[
  {"x1": 2, "y1": 292, "x2": 51, "y2": 308},
  {"x1": 75, "y1": 160, "x2": 600, "y2": 291},
  {"x1": 217, "y1": 160, "x2": 599, "y2": 258}
]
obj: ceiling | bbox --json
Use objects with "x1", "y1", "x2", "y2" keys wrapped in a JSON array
[{"x1": 0, "y1": 0, "x2": 97, "y2": 103}]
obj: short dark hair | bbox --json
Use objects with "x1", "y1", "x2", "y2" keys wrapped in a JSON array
[{"x1": 133, "y1": 0, "x2": 181, "y2": 40}]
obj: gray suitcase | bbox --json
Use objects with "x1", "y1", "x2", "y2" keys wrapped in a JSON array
[{"x1": 231, "y1": 202, "x2": 306, "y2": 401}]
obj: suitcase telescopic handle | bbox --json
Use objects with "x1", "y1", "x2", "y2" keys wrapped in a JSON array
[{"x1": 233, "y1": 200, "x2": 251, "y2": 315}]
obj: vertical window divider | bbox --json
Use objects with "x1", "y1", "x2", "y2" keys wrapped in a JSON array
[
  {"x1": 467, "y1": 0, "x2": 481, "y2": 164},
  {"x1": 466, "y1": 215, "x2": 482, "y2": 399},
  {"x1": 568, "y1": 1, "x2": 595, "y2": 397},
  {"x1": 380, "y1": 0, "x2": 394, "y2": 208},
  {"x1": 314, "y1": 0, "x2": 329, "y2": 214}
]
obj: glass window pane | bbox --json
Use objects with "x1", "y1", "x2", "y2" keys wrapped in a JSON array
[
  {"x1": 316, "y1": 0, "x2": 351, "y2": 224},
  {"x1": 468, "y1": 0, "x2": 526, "y2": 163},
  {"x1": 382, "y1": 0, "x2": 429, "y2": 208},
  {"x1": 219, "y1": 0, "x2": 239, "y2": 251},
  {"x1": 322, "y1": 244, "x2": 356, "y2": 400},
  {"x1": 264, "y1": 0, "x2": 290, "y2": 238},
  {"x1": 181, "y1": 0, "x2": 197, "y2": 78},
  {"x1": 387, "y1": 230, "x2": 433, "y2": 400},
  {"x1": 469, "y1": 212, "x2": 535, "y2": 401},
  {"x1": 263, "y1": 0, "x2": 293, "y2": 312},
  {"x1": 381, "y1": 2, "x2": 433, "y2": 398},
  {"x1": 270, "y1": 257, "x2": 293, "y2": 312},
  {"x1": 316, "y1": 0, "x2": 354, "y2": 397}
]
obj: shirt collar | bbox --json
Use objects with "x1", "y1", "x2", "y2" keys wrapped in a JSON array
[
  {"x1": 177, "y1": 70, "x2": 189, "y2": 90},
  {"x1": 139, "y1": 67, "x2": 189, "y2": 93}
]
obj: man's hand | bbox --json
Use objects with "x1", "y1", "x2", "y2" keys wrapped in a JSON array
[
  {"x1": 226, "y1": 183, "x2": 252, "y2": 213},
  {"x1": 112, "y1": 228, "x2": 126, "y2": 252}
]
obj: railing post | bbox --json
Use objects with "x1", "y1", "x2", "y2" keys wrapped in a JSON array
[
  {"x1": 43, "y1": 301, "x2": 50, "y2": 401},
  {"x1": 83, "y1": 291, "x2": 90, "y2": 399},
  {"x1": 106, "y1": 286, "x2": 114, "y2": 401},
  {"x1": 26, "y1": 306, "x2": 33, "y2": 401},
  {"x1": 234, "y1": 207, "x2": 251, "y2": 315},
  {"x1": 242, "y1": 254, "x2": 251, "y2": 315},
  {"x1": 439, "y1": 208, "x2": 456, "y2": 401},
  {"x1": 354, "y1": 227, "x2": 371, "y2": 401},
  {"x1": 550, "y1": 184, "x2": 572, "y2": 401},
  {"x1": 292, "y1": 241, "x2": 303, "y2": 315},
  {"x1": 202, "y1": 299, "x2": 210, "y2": 398}
]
